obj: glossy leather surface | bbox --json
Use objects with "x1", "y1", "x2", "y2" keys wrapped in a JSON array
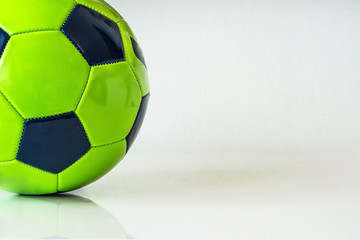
[
  {"x1": 17, "y1": 112, "x2": 91, "y2": 174},
  {"x1": 58, "y1": 140, "x2": 126, "y2": 192},
  {"x1": 62, "y1": 5, "x2": 125, "y2": 66},
  {"x1": 76, "y1": 62, "x2": 142, "y2": 147},
  {"x1": 0, "y1": 90, "x2": 23, "y2": 162},
  {"x1": 126, "y1": 94, "x2": 150, "y2": 152},
  {"x1": 0, "y1": 31, "x2": 90, "y2": 119},
  {"x1": 0, "y1": 0, "x2": 76, "y2": 35},
  {"x1": 0, "y1": 160, "x2": 58, "y2": 195},
  {"x1": 131, "y1": 37, "x2": 147, "y2": 67},
  {"x1": 74, "y1": 0, "x2": 123, "y2": 22},
  {"x1": 0, "y1": 28, "x2": 9, "y2": 58},
  {"x1": 118, "y1": 21, "x2": 150, "y2": 96}
]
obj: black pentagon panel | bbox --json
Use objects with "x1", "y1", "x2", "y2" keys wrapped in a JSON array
[
  {"x1": 126, "y1": 94, "x2": 150, "y2": 152},
  {"x1": 131, "y1": 37, "x2": 146, "y2": 68},
  {"x1": 0, "y1": 28, "x2": 9, "y2": 58},
  {"x1": 62, "y1": 5, "x2": 125, "y2": 66},
  {"x1": 17, "y1": 112, "x2": 91, "y2": 174}
]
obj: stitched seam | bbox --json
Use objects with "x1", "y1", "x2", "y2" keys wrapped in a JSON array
[
  {"x1": 16, "y1": 112, "x2": 70, "y2": 160},
  {"x1": 25, "y1": 111, "x2": 74, "y2": 121},
  {"x1": 89, "y1": 63, "x2": 145, "y2": 150},
  {"x1": 1, "y1": 30, "x2": 74, "y2": 120},
  {"x1": 9, "y1": 0, "x2": 77, "y2": 37},
  {"x1": 16, "y1": 123, "x2": 26, "y2": 160},
  {"x1": 11, "y1": 29, "x2": 59, "y2": 37},
  {"x1": 74, "y1": 111, "x2": 92, "y2": 147},
  {"x1": 17, "y1": 161, "x2": 57, "y2": 176},
  {"x1": 91, "y1": 59, "x2": 125, "y2": 67},
  {"x1": 117, "y1": 22, "x2": 144, "y2": 95},
  {"x1": 22, "y1": 112, "x2": 91, "y2": 145},
  {"x1": 0, "y1": 44, "x2": 6, "y2": 59},
  {"x1": 61, "y1": 29, "x2": 90, "y2": 65},
  {"x1": 0, "y1": 89, "x2": 24, "y2": 119},
  {"x1": 0, "y1": 159, "x2": 16, "y2": 164},
  {"x1": 61, "y1": 137, "x2": 126, "y2": 174},
  {"x1": 0, "y1": 33, "x2": 9, "y2": 59},
  {"x1": 52, "y1": 110, "x2": 92, "y2": 176},
  {"x1": 131, "y1": 37, "x2": 147, "y2": 69},
  {"x1": 14, "y1": 118, "x2": 25, "y2": 160},
  {"x1": 118, "y1": 21, "x2": 130, "y2": 62},
  {"x1": 62, "y1": 4, "x2": 125, "y2": 66},
  {"x1": 16, "y1": 112, "x2": 82, "y2": 162},
  {"x1": 75, "y1": 2, "x2": 118, "y2": 22},
  {"x1": 75, "y1": 66, "x2": 92, "y2": 111},
  {"x1": 78, "y1": 116, "x2": 91, "y2": 150},
  {"x1": 23, "y1": 111, "x2": 78, "y2": 120},
  {"x1": 59, "y1": 147, "x2": 91, "y2": 173},
  {"x1": 93, "y1": 138, "x2": 125, "y2": 148},
  {"x1": 0, "y1": 24, "x2": 10, "y2": 35},
  {"x1": 61, "y1": 6, "x2": 91, "y2": 66},
  {"x1": 91, "y1": 92, "x2": 149, "y2": 149},
  {"x1": 62, "y1": 5, "x2": 96, "y2": 66},
  {"x1": 86, "y1": 16, "x2": 127, "y2": 66},
  {"x1": 127, "y1": 62, "x2": 144, "y2": 96},
  {"x1": 16, "y1": 112, "x2": 91, "y2": 177}
]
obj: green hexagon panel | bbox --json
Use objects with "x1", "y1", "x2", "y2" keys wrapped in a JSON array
[
  {"x1": 0, "y1": 0, "x2": 76, "y2": 35},
  {"x1": 75, "y1": 0, "x2": 123, "y2": 22},
  {"x1": 58, "y1": 140, "x2": 126, "y2": 192},
  {"x1": 118, "y1": 21, "x2": 150, "y2": 97},
  {"x1": 0, "y1": 160, "x2": 57, "y2": 195},
  {"x1": 76, "y1": 62, "x2": 141, "y2": 146},
  {"x1": 0, "y1": 92, "x2": 23, "y2": 161},
  {"x1": 0, "y1": 31, "x2": 90, "y2": 119}
]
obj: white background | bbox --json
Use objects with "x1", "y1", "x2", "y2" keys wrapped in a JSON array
[{"x1": 1, "y1": 0, "x2": 360, "y2": 239}]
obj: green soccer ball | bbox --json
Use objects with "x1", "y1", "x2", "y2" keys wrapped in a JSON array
[{"x1": 0, "y1": 0, "x2": 149, "y2": 195}]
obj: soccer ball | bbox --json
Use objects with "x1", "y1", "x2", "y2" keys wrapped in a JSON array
[{"x1": 0, "y1": 0, "x2": 150, "y2": 195}]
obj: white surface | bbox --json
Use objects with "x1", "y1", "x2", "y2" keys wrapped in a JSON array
[
  {"x1": 1, "y1": 0, "x2": 360, "y2": 239},
  {"x1": 1, "y1": 154, "x2": 360, "y2": 239}
]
